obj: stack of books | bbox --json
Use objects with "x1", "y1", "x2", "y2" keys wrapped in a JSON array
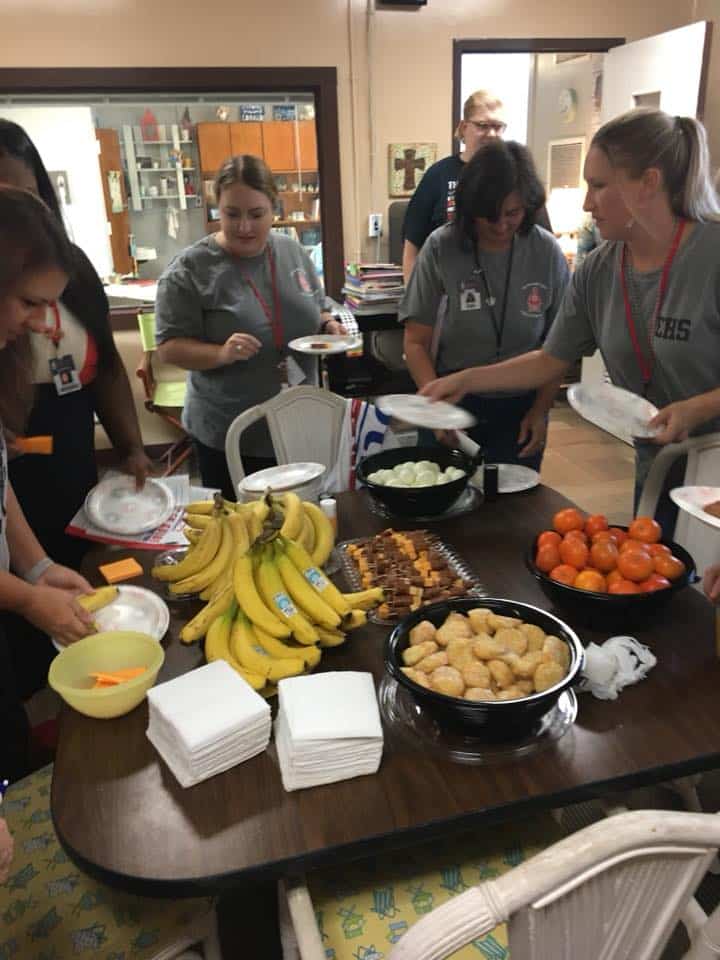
[{"x1": 343, "y1": 263, "x2": 404, "y2": 316}]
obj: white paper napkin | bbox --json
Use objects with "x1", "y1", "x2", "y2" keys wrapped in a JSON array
[
  {"x1": 279, "y1": 671, "x2": 383, "y2": 741},
  {"x1": 579, "y1": 636, "x2": 657, "y2": 700}
]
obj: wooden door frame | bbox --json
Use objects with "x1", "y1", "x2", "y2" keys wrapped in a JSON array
[
  {"x1": 452, "y1": 38, "x2": 625, "y2": 151},
  {"x1": 0, "y1": 66, "x2": 345, "y2": 297}
]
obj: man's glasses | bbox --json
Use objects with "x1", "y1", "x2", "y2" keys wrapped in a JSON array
[{"x1": 465, "y1": 120, "x2": 507, "y2": 135}]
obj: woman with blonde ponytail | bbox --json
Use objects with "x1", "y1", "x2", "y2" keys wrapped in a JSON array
[{"x1": 422, "y1": 108, "x2": 720, "y2": 519}]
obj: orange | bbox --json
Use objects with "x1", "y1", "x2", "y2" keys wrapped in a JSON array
[
  {"x1": 552, "y1": 508, "x2": 585, "y2": 536},
  {"x1": 591, "y1": 530, "x2": 615, "y2": 544},
  {"x1": 564, "y1": 529, "x2": 589, "y2": 544},
  {"x1": 606, "y1": 568, "x2": 624, "y2": 588},
  {"x1": 619, "y1": 538, "x2": 650, "y2": 554},
  {"x1": 590, "y1": 540, "x2": 619, "y2": 573},
  {"x1": 537, "y1": 530, "x2": 562, "y2": 550},
  {"x1": 559, "y1": 537, "x2": 589, "y2": 569},
  {"x1": 627, "y1": 516, "x2": 662, "y2": 544},
  {"x1": 584, "y1": 514, "x2": 609, "y2": 537},
  {"x1": 574, "y1": 569, "x2": 607, "y2": 592},
  {"x1": 608, "y1": 526, "x2": 628, "y2": 546},
  {"x1": 536, "y1": 544, "x2": 562, "y2": 573},
  {"x1": 608, "y1": 579, "x2": 641, "y2": 594},
  {"x1": 617, "y1": 549, "x2": 654, "y2": 582},
  {"x1": 549, "y1": 563, "x2": 579, "y2": 586},
  {"x1": 647, "y1": 543, "x2": 671, "y2": 558},
  {"x1": 637, "y1": 573, "x2": 671, "y2": 593},
  {"x1": 653, "y1": 554, "x2": 686, "y2": 581}
]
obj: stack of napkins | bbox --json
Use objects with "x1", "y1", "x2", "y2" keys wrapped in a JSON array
[
  {"x1": 274, "y1": 671, "x2": 384, "y2": 791},
  {"x1": 146, "y1": 660, "x2": 271, "y2": 787}
]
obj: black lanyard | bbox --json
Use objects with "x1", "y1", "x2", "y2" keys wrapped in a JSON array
[{"x1": 473, "y1": 236, "x2": 515, "y2": 359}]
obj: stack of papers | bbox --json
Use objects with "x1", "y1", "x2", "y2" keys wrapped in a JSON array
[
  {"x1": 343, "y1": 263, "x2": 404, "y2": 316},
  {"x1": 146, "y1": 660, "x2": 271, "y2": 787},
  {"x1": 274, "y1": 672, "x2": 384, "y2": 791}
]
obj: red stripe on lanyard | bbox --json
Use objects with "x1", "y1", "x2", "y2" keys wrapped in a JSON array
[
  {"x1": 619, "y1": 219, "x2": 685, "y2": 392},
  {"x1": 238, "y1": 245, "x2": 284, "y2": 355},
  {"x1": 349, "y1": 398, "x2": 362, "y2": 491},
  {"x1": 48, "y1": 302, "x2": 63, "y2": 348}
]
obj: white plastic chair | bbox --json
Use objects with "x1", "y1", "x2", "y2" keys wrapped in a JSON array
[
  {"x1": 280, "y1": 810, "x2": 720, "y2": 960},
  {"x1": 637, "y1": 432, "x2": 720, "y2": 577},
  {"x1": 224, "y1": 386, "x2": 347, "y2": 489}
]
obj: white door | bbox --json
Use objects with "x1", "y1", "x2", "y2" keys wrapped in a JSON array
[{"x1": 580, "y1": 20, "x2": 712, "y2": 443}]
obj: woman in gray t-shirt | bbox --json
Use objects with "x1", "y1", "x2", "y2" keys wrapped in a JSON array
[
  {"x1": 401, "y1": 140, "x2": 570, "y2": 470},
  {"x1": 155, "y1": 155, "x2": 346, "y2": 498},
  {"x1": 422, "y1": 109, "x2": 720, "y2": 515}
]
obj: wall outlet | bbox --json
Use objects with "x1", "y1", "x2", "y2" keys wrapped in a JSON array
[{"x1": 368, "y1": 213, "x2": 383, "y2": 238}]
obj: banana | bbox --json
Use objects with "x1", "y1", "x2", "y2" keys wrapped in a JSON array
[
  {"x1": 180, "y1": 582, "x2": 234, "y2": 644},
  {"x1": 184, "y1": 512, "x2": 214, "y2": 530},
  {"x1": 273, "y1": 541, "x2": 341, "y2": 629},
  {"x1": 277, "y1": 492, "x2": 304, "y2": 541},
  {"x1": 230, "y1": 609, "x2": 303, "y2": 681},
  {"x1": 185, "y1": 499, "x2": 216, "y2": 515},
  {"x1": 281, "y1": 537, "x2": 351, "y2": 617},
  {"x1": 298, "y1": 510, "x2": 316, "y2": 553},
  {"x1": 253, "y1": 625, "x2": 321, "y2": 669},
  {"x1": 261, "y1": 682, "x2": 278, "y2": 698},
  {"x1": 199, "y1": 565, "x2": 232, "y2": 602},
  {"x1": 316, "y1": 626, "x2": 348, "y2": 648},
  {"x1": 302, "y1": 500, "x2": 335, "y2": 567},
  {"x1": 152, "y1": 516, "x2": 223, "y2": 582},
  {"x1": 254, "y1": 547, "x2": 319, "y2": 645},
  {"x1": 250, "y1": 496, "x2": 270, "y2": 524},
  {"x1": 169, "y1": 517, "x2": 233, "y2": 595},
  {"x1": 342, "y1": 587, "x2": 385, "y2": 610},
  {"x1": 206, "y1": 605, "x2": 266, "y2": 690},
  {"x1": 184, "y1": 526, "x2": 202, "y2": 544},
  {"x1": 227, "y1": 511, "x2": 251, "y2": 555},
  {"x1": 344, "y1": 609, "x2": 368, "y2": 630},
  {"x1": 77, "y1": 586, "x2": 118, "y2": 613},
  {"x1": 233, "y1": 552, "x2": 291, "y2": 638}
]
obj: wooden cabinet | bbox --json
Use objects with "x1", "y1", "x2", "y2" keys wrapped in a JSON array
[
  {"x1": 229, "y1": 121, "x2": 263, "y2": 157},
  {"x1": 297, "y1": 120, "x2": 317, "y2": 170},
  {"x1": 96, "y1": 128, "x2": 133, "y2": 275},
  {"x1": 262, "y1": 120, "x2": 296, "y2": 172},
  {"x1": 196, "y1": 122, "x2": 232, "y2": 173}
]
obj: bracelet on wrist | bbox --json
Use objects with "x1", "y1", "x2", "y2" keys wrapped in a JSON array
[{"x1": 23, "y1": 557, "x2": 54, "y2": 585}]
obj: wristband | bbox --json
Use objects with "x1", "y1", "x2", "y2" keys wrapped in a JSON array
[{"x1": 23, "y1": 557, "x2": 54, "y2": 585}]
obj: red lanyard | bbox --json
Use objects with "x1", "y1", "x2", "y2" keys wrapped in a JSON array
[
  {"x1": 619, "y1": 219, "x2": 685, "y2": 391},
  {"x1": 237, "y1": 246, "x2": 284, "y2": 354},
  {"x1": 46, "y1": 302, "x2": 63, "y2": 348}
]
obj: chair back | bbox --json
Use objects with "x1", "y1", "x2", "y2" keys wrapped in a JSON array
[
  {"x1": 225, "y1": 386, "x2": 347, "y2": 489},
  {"x1": 637, "y1": 432, "x2": 720, "y2": 575},
  {"x1": 389, "y1": 810, "x2": 720, "y2": 960}
]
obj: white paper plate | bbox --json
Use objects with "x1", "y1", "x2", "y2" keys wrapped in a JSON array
[
  {"x1": 84, "y1": 476, "x2": 174, "y2": 535},
  {"x1": 288, "y1": 334, "x2": 363, "y2": 356},
  {"x1": 670, "y1": 486, "x2": 720, "y2": 531},
  {"x1": 375, "y1": 394, "x2": 477, "y2": 431},
  {"x1": 52, "y1": 586, "x2": 169, "y2": 652},
  {"x1": 241, "y1": 461, "x2": 326, "y2": 494},
  {"x1": 567, "y1": 383, "x2": 659, "y2": 440},
  {"x1": 470, "y1": 463, "x2": 540, "y2": 494}
]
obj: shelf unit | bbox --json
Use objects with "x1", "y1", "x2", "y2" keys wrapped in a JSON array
[{"x1": 122, "y1": 123, "x2": 200, "y2": 212}]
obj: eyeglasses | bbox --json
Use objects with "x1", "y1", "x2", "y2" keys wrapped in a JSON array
[{"x1": 465, "y1": 120, "x2": 507, "y2": 135}]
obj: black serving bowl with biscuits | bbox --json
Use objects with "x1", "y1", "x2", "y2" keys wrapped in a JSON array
[{"x1": 385, "y1": 597, "x2": 584, "y2": 740}]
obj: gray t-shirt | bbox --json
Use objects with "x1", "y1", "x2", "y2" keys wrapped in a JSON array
[
  {"x1": 155, "y1": 233, "x2": 331, "y2": 454},
  {"x1": 399, "y1": 224, "x2": 570, "y2": 393},
  {"x1": 0, "y1": 425, "x2": 9, "y2": 573},
  {"x1": 544, "y1": 221, "x2": 720, "y2": 434}
]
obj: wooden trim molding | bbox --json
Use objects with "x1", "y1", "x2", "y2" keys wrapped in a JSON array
[{"x1": 0, "y1": 67, "x2": 345, "y2": 298}]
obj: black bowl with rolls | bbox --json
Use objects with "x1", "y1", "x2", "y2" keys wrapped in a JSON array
[
  {"x1": 385, "y1": 596, "x2": 584, "y2": 740},
  {"x1": 356, "y1": 445, "x2": 480, "y2": 518},
  {"x1": 525, "y1": 529, "x2": 696, "y2": 628}
]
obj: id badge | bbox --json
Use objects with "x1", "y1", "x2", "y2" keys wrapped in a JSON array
[
  {"x1": 459, "y1": 281, "x2": 482, "y2": 312},
  {"x1": 49, "y1": 354, "x2": 82, "y2": 396}
]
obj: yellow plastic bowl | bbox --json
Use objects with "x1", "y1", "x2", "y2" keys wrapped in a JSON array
[{"x1": 48, "y1": 631, "x2": 165, "y2": 719}]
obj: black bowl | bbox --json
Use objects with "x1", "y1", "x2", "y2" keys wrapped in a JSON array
[
  {"x1": 357, "y1": 446, "x2": 479, "y2": 518},
  {"x1": 525, "y1": 527, "x2": 697, "y2": 627},
  {"x1": 385, "y1": 597, "x2": 584, "y2": 739}
]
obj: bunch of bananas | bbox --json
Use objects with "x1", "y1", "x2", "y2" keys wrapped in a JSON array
[{"x1": 151, "y1": 492, "x2": 383, "y2": 698}]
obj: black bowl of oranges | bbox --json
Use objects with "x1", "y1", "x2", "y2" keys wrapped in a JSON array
[{"x1": 525, "y1": 508, "x2": 696, "y2": 626}]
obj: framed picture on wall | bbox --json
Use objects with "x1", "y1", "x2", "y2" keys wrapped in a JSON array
[
  {"x1": 554, "y1": 52, "x2": 590, "y2": 65},
  {"x1": 388, "y1": 142, "x2": 437, "y2": 197},
  {"x1": 547, "y1": 137, "x2": 586, "y2": 190}
]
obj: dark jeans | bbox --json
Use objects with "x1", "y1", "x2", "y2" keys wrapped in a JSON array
[
  {"x1": 419, "y1": 392, "x2": 545, "y2": 472},
  {"x1": 193, "y1": 438, "x2": 276, "y2": 501}
]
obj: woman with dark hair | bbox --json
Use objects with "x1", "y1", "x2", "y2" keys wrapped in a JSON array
[
  {"x1": 0, "y1": 185, "x2": 95, "y2": 781},
  {"x1": 422, "y1": 109, "x2": 720, "y2": 517},
  {"x1": 0, "y1": 119, "x2": 152, "y2": 570},
  {"x1": 155, "y1": 153, "x2": 346, "y2": 498},
  {"x1": 401, "y1": 140, "x2": 570, "y2": 469}
]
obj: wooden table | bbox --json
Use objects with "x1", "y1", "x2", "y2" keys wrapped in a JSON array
[{"x1": 52, "y1": 486, "x2": 720, "y2": 897}]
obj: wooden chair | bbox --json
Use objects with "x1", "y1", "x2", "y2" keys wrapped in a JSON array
[
  {"x1": 280, "y1": 809, "x2": 720, "y2": 960},
  {"x1": 224, "y1": 385, "x2": 347, "y2": 489}
]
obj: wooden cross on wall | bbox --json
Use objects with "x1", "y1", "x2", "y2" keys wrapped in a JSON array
[{"x1": 395, "y1": 148, "x2": 426, "y2": 191}]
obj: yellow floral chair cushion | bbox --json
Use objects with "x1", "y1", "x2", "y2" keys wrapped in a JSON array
[
  {"x1": 307, "y1": 814, "x2": 563, "y2": 960},
  {"x1": 1, "y1": 764, "x2": 214, "y2": 960}
]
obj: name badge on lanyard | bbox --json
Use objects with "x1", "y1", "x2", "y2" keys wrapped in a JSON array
[
  {"x1": 459, "y1": 280, "x2": 482, "y2": 312},
  {"x1": 46, "y1": 303, "x2": 82, "y2": 395}
]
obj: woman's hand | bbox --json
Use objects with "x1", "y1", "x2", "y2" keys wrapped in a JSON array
[
  {"x1": 420, "y1": 370, "x2": 472, "y2": 405},
  {"x1": 703, "y1": 563, "x2": 720, "y2": 604},
  {"x1": 323, "y1": 318, "x2": 348, "y2": 335},
  {"x1": 219, "y1": 332, "x2": 262, "y2": 366},
  {"x1": 37, "y1": 564, "x2": 92, "y2": 595},
  {"x1": 0, "y1": 818, "x2": 13, "y2": 884},
  {"x1": 119, "y1": 447, "x2": 154, "y2": 490},
  {"x1": 17, "y1": 583, "x2": 95, "y2": 645},
  {"x1": 648, "y1": 399, "x2": 704, "y2": 445},
  {"x1": 434, "y1": 429, "x2": 459, "y2": 447},
  {"x1": 517, "y1": 409, "x2": 548, "y2": 457}
]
